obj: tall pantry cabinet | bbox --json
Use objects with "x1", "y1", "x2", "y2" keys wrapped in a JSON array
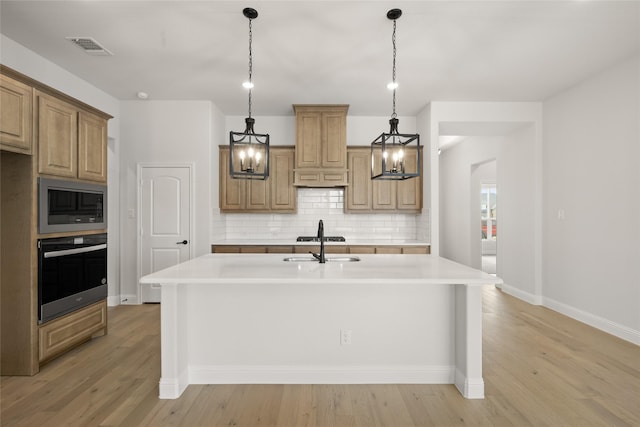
[{"x1": 0, "y1": 65, "x2": 111, "y2": 375}]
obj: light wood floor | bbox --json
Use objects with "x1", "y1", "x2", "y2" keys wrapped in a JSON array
[{"x1": 2, "y1": 287, "x2": 639, "y2": 426}]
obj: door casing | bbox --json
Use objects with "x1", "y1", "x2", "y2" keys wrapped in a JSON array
[{"x1": 136, "y1": 163, "x2": 194, "y2": 303}]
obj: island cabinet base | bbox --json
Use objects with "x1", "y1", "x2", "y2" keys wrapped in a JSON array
[{"x1": 157, "y1": 279, "x2": 485, "y2": 400}]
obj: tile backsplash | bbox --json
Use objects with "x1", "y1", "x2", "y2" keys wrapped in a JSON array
[{"x1": 213, "y1": 188, "x2": 429, "y2": 242}]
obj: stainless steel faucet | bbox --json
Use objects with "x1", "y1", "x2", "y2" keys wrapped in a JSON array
[{"x1": 311, "y1": 219, "x2": 326, "y2": 263}]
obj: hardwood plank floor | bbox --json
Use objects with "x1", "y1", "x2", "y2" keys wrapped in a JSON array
[{"x1": 2, "y1": 287, "x2": 639, "y2": 426}]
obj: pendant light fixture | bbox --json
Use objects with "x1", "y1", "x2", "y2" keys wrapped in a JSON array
[
  {"x1": 229, "y1": 7, "x2": 270, "y2": 180},
  {"x1": 371, "y1": 9, "x2": 420, "y2": 181}
]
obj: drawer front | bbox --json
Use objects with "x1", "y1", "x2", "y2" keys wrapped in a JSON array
[
  {"x1": 294, "y1": 171, "x2": 321, "y2": 186},
  {"x1": 402, "y1": 246, "x2": 430, "y2": 254},
  {"x1": 294, "y1": 170, "x2": 348, "y2": 187},
  {"x1": 321, "y1": 171, "x2": 348, "y2": 185},
  {"x1": 39, "y1": 300, "x2": 107, "y2": 362}
]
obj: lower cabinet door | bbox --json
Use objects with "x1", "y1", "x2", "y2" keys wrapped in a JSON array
[{"x1": 38, "y1": 300, "x2": 107, "y2": 362}]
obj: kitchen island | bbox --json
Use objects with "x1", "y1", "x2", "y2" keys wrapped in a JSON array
[{"x1": 139, "y1": 253, "x2": 502, "y2": 400}]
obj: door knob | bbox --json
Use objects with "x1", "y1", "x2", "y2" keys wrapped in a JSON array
[{"x1": 176, "y1": 240, "x2": 188, "y2": 245}]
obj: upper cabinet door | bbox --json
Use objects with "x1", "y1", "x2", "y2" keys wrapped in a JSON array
[
  {"x1": 0, "y1": 74, "x2": 33, "y2": 155},
  {"x1": 219, "y1": 147, "x2": 245, "y2": 211},
  {"x1": 345, "y1": 148, "x2": 372, "y2": 212},
  {"x1": 321, "y1": 111, "x2": 346, "y2": 169},
  {"x1": 37, "y1": 93, "x2": 77, "y2": 179},
  {"x1": 295, "y1": 112, "x2": 322, "y2": 168},
  {"x1": 78, "y1": 111, "x2": 108, "y2": 182},
  {"x1": 396, "y1": 148, "x2": 422, "y2": 211},
  {"x1": 270, "y1": 148, "x2": 296, "y2": 212}
]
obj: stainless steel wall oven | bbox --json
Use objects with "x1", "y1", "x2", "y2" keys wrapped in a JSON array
[{"x1": 37, "y1": 233, "x2": 107, "y2": 323}]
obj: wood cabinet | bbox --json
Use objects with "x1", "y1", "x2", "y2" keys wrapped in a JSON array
[
  {"x1": 219, "y1": 146, "x2": 296, "y2": 213},
  {"x1": 1, "y1": 151, "x2": 38, "y2": 375},
  {"x1": 293, "y1": 105, "x2": 349, "y2": 187},
  {"x1": 37, "y1": 92, "x2": 78, "y2": 178},
  {"x1": 39, "y1": 300, "x2": 107, "y2": 363},
  {"x1": 1, "y1": 66, "x2": 111, "y2": 376},
  {"x1": 346, "y1": 147, "x2": 423, "y2": 213},
  {"x1": 396, "y1": 148, "x2": 422, "y2": 210},
  {"x1": 293, "y1": 245, "x2": 349, "y2": 254},
  {"x1": 78, "y1": 111, "x2": 108, "y2": 182},
  {"x1": 37, "y1": 91, "x2": 108, "y2": 183},
  {"x1": 211, "y1": 244, "x2": 430, "y2": 255},
  {"x1": 269, "y1": 148, "x2": 296, "y2": 211},
  {"x1": 211, "y1": 245, "x2": 295, "y2": 253},
  {"x1": 345, "y1": 149, "x2": 372, "y2": 211},
  {"x1": 0, "y1": 73, "x2": 33, "y2": 154},
  {"x1": 349, "y1": 245, "x2": 430, "y2": 254}
]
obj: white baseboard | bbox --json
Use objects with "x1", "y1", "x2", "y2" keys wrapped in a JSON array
[
  {"x1": 454, "y1": 368, "x2": 485, "y2": 399},
  {"x1": 189, "y1": 365, "x2": 455, "y2": 385},
  {"x1": 159, "y1": 369, "x2": 189, "y2": 399},
  {"x1": 500, "y1": 284, "x2": 639, "y2": 345},
  {"x1": 501, "y1": 282, "x2": 543, "y2": 305},
  {"x1": 119, "y1": 294, "x2": 139, "y2": 305},
  {"x1": 543, "y1": 296, "x2": 640, "y2": 346},
  {"x1": 107, "y1": 295, "x2": 120, "y2": 306}
]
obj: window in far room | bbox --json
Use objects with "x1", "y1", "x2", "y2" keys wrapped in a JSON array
[{"x1": 481, "y1": 183, "x2": 497, "y2": 241}]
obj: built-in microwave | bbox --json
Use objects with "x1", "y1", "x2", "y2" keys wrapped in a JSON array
[{"x1": 38, "y1": 177, "x2": 107, "y2": 234}]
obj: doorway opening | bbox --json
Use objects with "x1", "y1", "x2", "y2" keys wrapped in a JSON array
[{"x1": 481, "y1": 181, "x2": 497, "y2": 275}]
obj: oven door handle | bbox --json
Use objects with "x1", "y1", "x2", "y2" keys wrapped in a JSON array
[{"x1": 43, "y1": 243, "x2": 107, "y2": 259}]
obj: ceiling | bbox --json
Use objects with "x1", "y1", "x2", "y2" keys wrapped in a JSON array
[{"x1": 1, "y1": 1, "x2": 639, "y2": 117}]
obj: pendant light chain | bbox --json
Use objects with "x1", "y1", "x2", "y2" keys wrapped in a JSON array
[
  {"x1": 247, "y1": 16, "x2": 253, "y2": 118},
  {"x1": 391, "y1": 18, "x2": 397, "y2": 119}
]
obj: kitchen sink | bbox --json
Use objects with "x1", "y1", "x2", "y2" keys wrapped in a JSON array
[{"x1": 283, "y1": 256, "x2": 360, "y2": 263}]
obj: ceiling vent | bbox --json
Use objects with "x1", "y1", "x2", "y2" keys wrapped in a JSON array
[{"x1": 66, "y1": 37, "x2": 113, "y2": 56}]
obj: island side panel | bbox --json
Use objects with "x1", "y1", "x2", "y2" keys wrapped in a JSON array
[
  {"x1": 183, "y1": 282, "x2": 456, "y2": 385},
  {"x1": 454, "y1": 284, "x2": 484, "y2": 399},
  {"x1": 159, "y1": 283, "x2": 189, "y2": 399}
]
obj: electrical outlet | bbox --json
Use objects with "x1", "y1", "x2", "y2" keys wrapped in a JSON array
[{"x1": 341, "y1": 329, "x2": 352, "y2": 345}]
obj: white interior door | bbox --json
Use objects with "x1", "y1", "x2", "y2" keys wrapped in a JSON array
[{"x1": 139, "y1": 165, "x2": 192, "y2": 303}]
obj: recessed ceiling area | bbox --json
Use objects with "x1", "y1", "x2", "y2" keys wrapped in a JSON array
[{"x1": 1, "y1": 1, "x2": 638, "y2": 116}]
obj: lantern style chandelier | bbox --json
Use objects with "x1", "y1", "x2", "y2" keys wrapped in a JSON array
[
  {"x1": 229, "y1": 7, "x2": 270, "y2": 180},
  {"x1": 371, "y1": 9, "x2": 420, "y2": 181}
]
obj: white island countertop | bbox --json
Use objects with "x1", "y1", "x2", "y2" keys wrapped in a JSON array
[
  {"x1": 140, "y1": 253, "x2": 502, "y2": 401},
  {"x1": 140, "y1": 253, "x2": 499, "y2": 286}
]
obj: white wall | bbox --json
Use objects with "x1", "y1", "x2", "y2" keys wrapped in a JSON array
[
  {"x1": 543, "y1": 56, "x2": 640, "y2": 343},
  {"x1": 224, "y1": 115, "x2": 417, "y2": 147},
  {"x1": 430, "y1": 102, "x2": 543, "y2": 301},
  {"x1": 119, "y1": 100, "x2": 220, "y2": 302},
  {"x1": 1, "y1": 35, "x2": 122, "y2": 305},
  {"x1": 439, "y1": 128, "x2": 537, "y2": 299}
]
